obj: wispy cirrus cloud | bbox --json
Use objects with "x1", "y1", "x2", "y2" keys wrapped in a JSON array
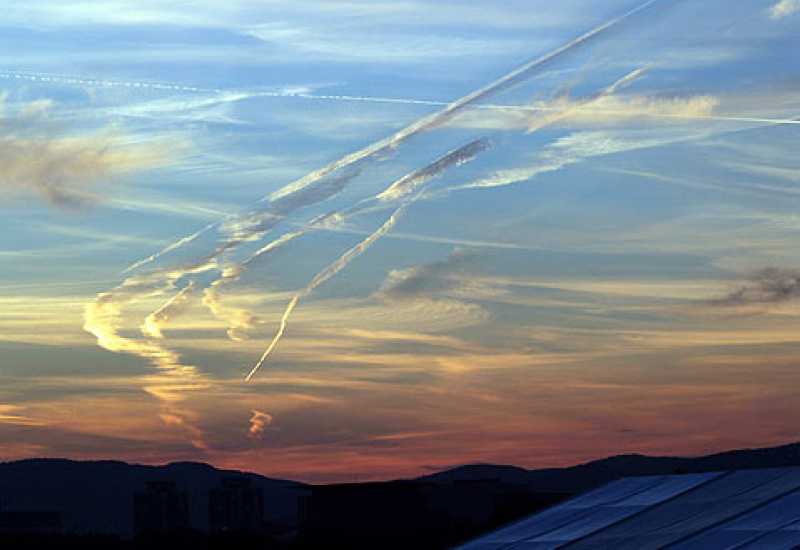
[
  {"x1": 0, "y1": 404, "x2": 44, "y2": 426},
  {"x1": 450, "y1": 90, "x2": 722, "y2": 131},
  {"x1": 0, "y1": 97, "x2": 170, "y2": 209},
  {"x1": 769, "y1": 0, "x2": 800, "y2": 19}
]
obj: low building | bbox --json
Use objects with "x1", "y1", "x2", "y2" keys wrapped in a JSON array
[
  {"x1": 209, "y1": 477, "x2": 265, "y2": 532},
  {"x1": 133, "y1": 480, "x2": 190, "y2": 534}
]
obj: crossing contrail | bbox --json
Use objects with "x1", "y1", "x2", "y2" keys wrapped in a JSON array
[
  {"x1": 266, "y1": 0, "x2": 665, "y2": 203},
  {"x1": 245, "y1": 201, "x2": 413, "y2": 382},
  {"x1": 113, "y1": 0, "x2": 668, "y2": 276},
  {"x1": 242, "y1": 64, "x2": 675, "y2": 378},
  {"x1": 242, "y1": 1, "x2": 677, "y2": 380},
  {"x1": 89, "y1": 0, "x2": 676, "y2": 388},
  {"x1": 5, "y1": 62, "x2": 798, "y2": 129},
  {"x1": 244, "y1": 138, "x2": 492, "y2": 379},
  {"x1": 201, "y1": 139, "x2": 489, "y2": 345}
]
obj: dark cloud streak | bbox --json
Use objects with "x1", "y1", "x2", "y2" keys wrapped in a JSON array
[{"x1": 712, "y1": 267, "x2": 800, "y2": 306}]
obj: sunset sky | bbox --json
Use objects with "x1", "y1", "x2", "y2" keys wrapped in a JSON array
[{"x1": 1, "y1": 0, "x2": 800, "y2": 483}]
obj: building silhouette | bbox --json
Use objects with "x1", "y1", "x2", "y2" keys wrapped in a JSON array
[
  {"x1": 0, "y1": 509, "x2": 63, "y2": 534},
  {"x1": 209, "y1": 476, "x2": 264, "y2": 532},
  {"x1": 133, "y1": 480, "x2": 189, "y2": 534}
]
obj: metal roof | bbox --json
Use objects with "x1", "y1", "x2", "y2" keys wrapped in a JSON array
[{"x1": 456, "y1": 467, "x2": 800, "y2": 549}]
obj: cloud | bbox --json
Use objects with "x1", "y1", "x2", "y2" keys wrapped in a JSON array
[
  {"x1": 126, "y1": 2, "x2": 657, "y2": 275},
  {"x1": 83, "y1": 275, "x2": 211, "y2": 450},
  {"x1": 0, "y1": 404, "x2": 44, "y2": 426},
  {"x1": 1, "y1": 0, "x2": 575, "y2": 32},
  {"x1": 377, "y1": 138, "x2": 490, "y2": 202},
  {"x1": 0, "y1": 97, "x2": 169, "y2": 208},
  {"x1": 244, "y1": 22, "x2": 526, "y2": 62},
  {"x1": 378, "y1": 248, "x2": 476, "y2": 301},
  {"x1": 451, "y1": 129, "x2": 687, "y2": 192},
  {"x1": 141, "y1": 282, "x2": 196, "y2": 339},
  {"x1": 451, "y1": 93, "x2": 720, "y2": 131},
  {"x1": 246, "y1": 139, "x2": 492, "y2": 380},
  {"x1": 531, "y1": 94, "x2": 719, "y2": 127},
  {"x1": 248, "y1": 409, "x2": 273, "y2": 438},
  {"x1": 770, "y1": 0, "x2": 800, "y2": 19},
  {"x1": 712, "y1": 268, "x2": 800, "y2": 307}
]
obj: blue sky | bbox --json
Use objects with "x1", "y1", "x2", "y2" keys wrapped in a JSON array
[{"x1": 1, "y1": 0, "x2": 799, "y2": 482}]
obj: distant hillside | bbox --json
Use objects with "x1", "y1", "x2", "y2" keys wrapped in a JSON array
[
  {"x1": 3, "y1": 441, "x2": 800, "y2": 539},
  {"x1": 419, "y1": 441, "x2": 800, "y2": 492},
  {"x1": 0, "y1": 459, "x2": 307, "y2": 536}
]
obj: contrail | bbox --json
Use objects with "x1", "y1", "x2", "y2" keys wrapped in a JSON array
[
  {"x1": 267, "y1": 0, "x2": 664, "y2": 204},
  {"x1": 376, "y1": 138, "x2": 492, "y2": 202},
  {"x1": 83, "y1": 278, "x2": 211, "y2": 448},
  {"x1": 141, "y1": 281, "x2": 196, "y2": 339},
  {"x1": 245, "y1": 295, "x2": 299, "y2": 381},
  {"x1": 526, "y1": 66, "x2": 648, "y2": 133},
  {"x1": 243, "y1": 64, "x2": 659, "y2": 378},
  {"x1": 444, "y1": 108, "x2": 800, "y2": 197},
  {"x1": 5, "y1": 65, "x2": 798, "y2": 127},
  {"x1": 244, "y1": 138, "x2": 492, "y2": 379},
  {"x1": 122, "y1": 220, "x2": 219, "y2": 274},
  {"x1": 201, "y1": 231, "x2": 304, "y2": 340},
  {"x1": 208, "y1": 139, "x2": 488, "y2": 344},
  {"x1": 138, "y1": 0, "x2": 666, "y2": 273},
  {"x1": 0, "y1": 70, "x2": 306, "y2": 97},
  {"x1": 111, "y1": 0, "x2": 790, "y2": 277},
  {"x1": 245, "y1": 202, "x2": 412, "y2": 381},
  {"x1": 93, "y1": 0, "x2": 667, "y2": 385}
]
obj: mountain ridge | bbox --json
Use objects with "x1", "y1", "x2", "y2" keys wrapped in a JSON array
[
  {"x1": 419, "y1": 441, "x2": 800, "y2": 491},
  {"x1": 3, "y1": 440, "x2": 800, "y2": 536}
]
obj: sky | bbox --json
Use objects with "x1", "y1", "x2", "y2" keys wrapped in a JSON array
[{"x1": 1, "y1": 0, "x2": 799, "y2": 483}]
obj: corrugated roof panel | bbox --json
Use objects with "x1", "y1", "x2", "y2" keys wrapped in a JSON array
[
  {"x1": 566, "y1": 467, "x2": 800, "y2": 550},
  {"x1": 457, "y1": 473, "x2": 720, "y2": 550},
  {"x1": 737, "y1": 524, "x2": 800, "y2": 550},
  {"x1": 457, "y1": 476, "x2": 666, "y2": 549},
  {"x1": 460, "y1": 476, "x2": 665, "y2": 550},
  {"x1": 617, "y1": 473, "x2": 719, "y2": 507},
  {"x1": 504, "y1": 542, "x2": 577, "y2": 550},
  {"x1": 507, "y1": 505, "x2": 642, "y2": 549},
  {"x1": 513, "y1": 473, "x2": 720, "y2": 548},
  {"x1": 670, "y1": 490, "x2": 800, "y2": 549},
  {"x1": 563, "y1": 476, "x2": 670, "y2": 508}
]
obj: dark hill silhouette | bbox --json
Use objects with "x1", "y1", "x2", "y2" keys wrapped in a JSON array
[
  {"x1": 0, "y1": 458, "x2": 306, "y2": 537},
  {"x1": 2, "y1": 440, "x2": 800, "y2": 542},
  {"x1": 419, "y1": 441, "x2": 800, "y2": 492}
]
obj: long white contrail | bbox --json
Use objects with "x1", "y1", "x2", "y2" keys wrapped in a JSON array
[
  {"x1": 128, "y1": 0, "x2": 661, "y2": 286},
  {"x1": 244, "y1": 138, "x2": 492, "y2": 379},
  {"x1": 215, "y1": 0, "x2": 667, "y2": 287},
  {"x1": 266, "y1": 0, "x2": 664, "y2": 203},
  {"x1": 245, "y1": 201, "x2": 412, "y2": 381},
  {"x1": 243, "y1": 65, "x2": 657, "y2": 379},
  {"x1": 92, "y1": 0, "x2": 669, "y2": 384},
  {"x1": 169, "y1": 0, "x2": 668, "y2": 278},
  {"x1": 206, "y1": 139, "x2": 489, "y2": 345},
  {"x1": 111, "y1": 0, "x2": 794, "y2": 275},
  {"x1": 5, "y1": 65, "x2": 798, "y2": 127},
  {"x1": 121, "y1": 220, "x2": 219, "y2": 274}
]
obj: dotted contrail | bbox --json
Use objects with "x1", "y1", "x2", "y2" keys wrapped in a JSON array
[{"x1": 3, "y1": 66, "x2": 796, "y2": 127}]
